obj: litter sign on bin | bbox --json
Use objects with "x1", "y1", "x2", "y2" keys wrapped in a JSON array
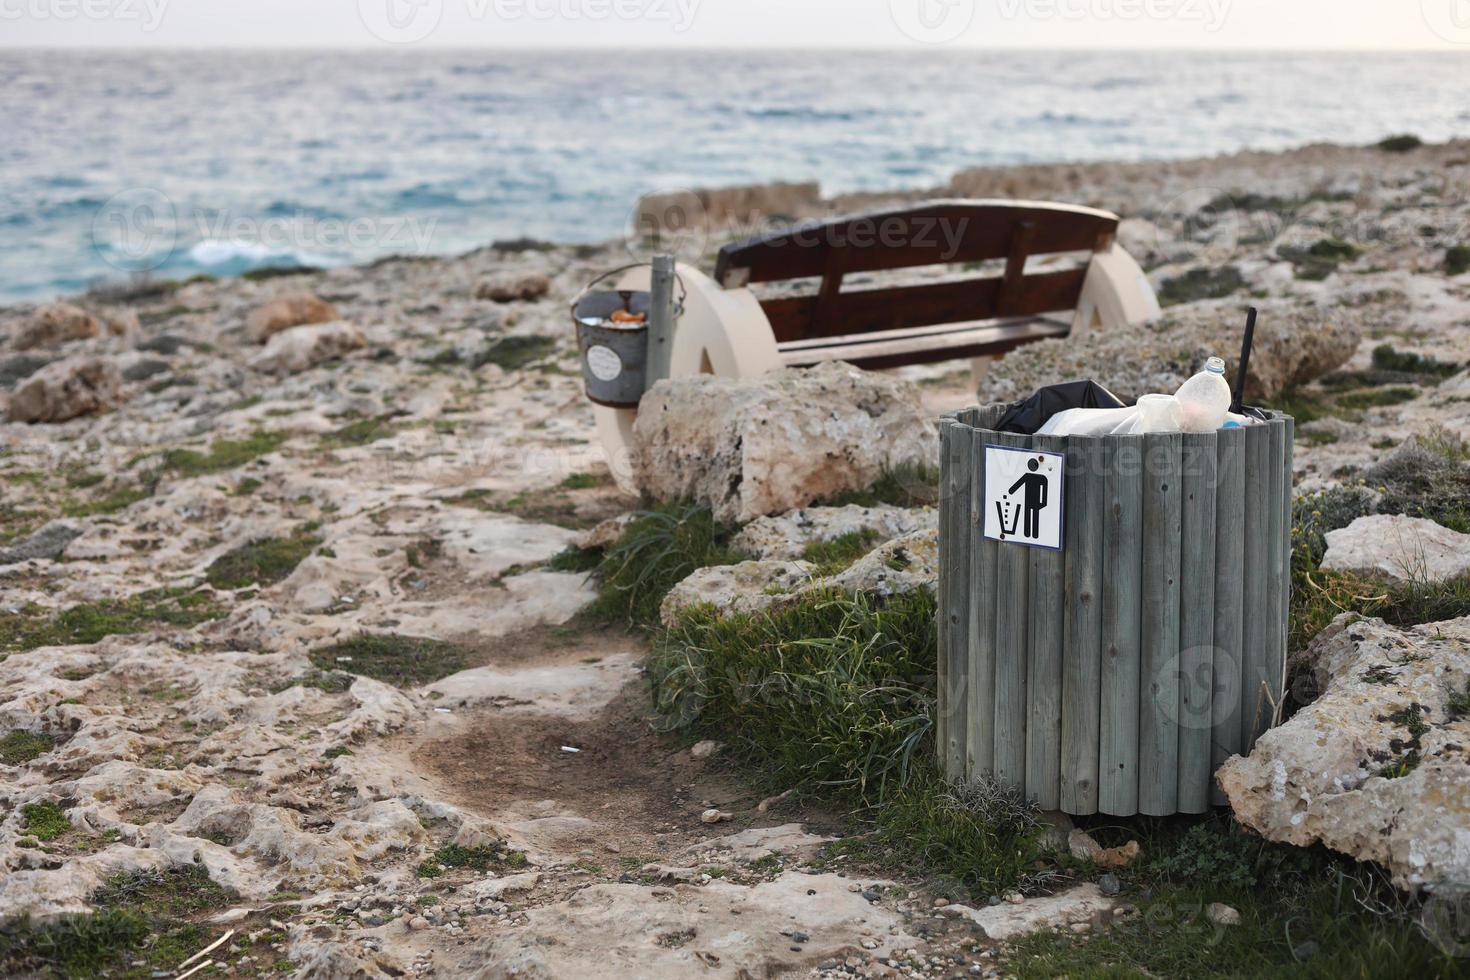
[{"x1": 982, "y1": 445, "x2": 1065, "y2": 550}]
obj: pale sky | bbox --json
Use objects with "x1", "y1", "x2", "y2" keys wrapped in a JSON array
[{"x1": 1, "y1": 0, "x2": 1468, "y2": 49}]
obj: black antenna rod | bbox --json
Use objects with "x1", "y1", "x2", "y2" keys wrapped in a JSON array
[{"x1": 1231, "y1": 306, "x2": 1257, "y2": 414}]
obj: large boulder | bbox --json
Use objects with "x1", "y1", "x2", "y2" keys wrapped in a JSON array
[
  {"x1": 979, "y1": 300, "x2": 1360, "y2": 404},
  {"x1": 14, "y1": 302, "x2": 101, "y2": 349},
  {"x1": 8, "y1": 356, "x2": 125, "y2": 423},
  {"x1": 632, "y1": 362, "x2": 938, "y2": 525},
  {"x1": 245, "y1": 292, "x2": 340, "y2": 343},
  {"x1": 249, "y1": 321, "x2": 366, "y2": 374},
  {"x1": 1321, "y1": 514, "x2": 1470, "y2": 585},
  {"x1": 1218, "y1": 613, "x2": 1470, "y2": 890}
]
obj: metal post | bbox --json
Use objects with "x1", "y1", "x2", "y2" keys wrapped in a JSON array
[{"x1": 646, "y1": 254, "x2": 677, "y2": 385}]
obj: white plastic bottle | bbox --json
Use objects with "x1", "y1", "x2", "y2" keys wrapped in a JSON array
[{"x1": 1174, "y1": 356, "x2": 1232, "y2": 432}]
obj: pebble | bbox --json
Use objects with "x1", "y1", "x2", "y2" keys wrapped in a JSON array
[
  {"x1": 1206, "y1": 903, "x2": 1241, "y2": 927},
  {"x1": 408, "y1": 916, "x2": 431, "y2": 931},
  {"x1": 701, "y1": 808, "x2": 731, "y2": 824},
  {"x1": 1098, "y1": 873, "x2": 1122, "y2": 896}
]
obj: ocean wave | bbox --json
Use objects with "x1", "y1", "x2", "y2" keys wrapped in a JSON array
[{"x1": 187, "y1": 240, "x2": 339, "y2": 274}]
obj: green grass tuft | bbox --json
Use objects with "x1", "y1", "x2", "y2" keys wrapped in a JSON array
[
  {"x1": 1376, "y1": 133, "x2": 1423, "y2": 153},
  {"x1": 800, "y1": 529, "x2": 882, "y2": 576},
  {"x1": 160, "y1": 431, "x2": 285, "y2": 478},
  {"x1": 0, "y1": 589, "x2": 225, "y2": 653},
  {"x1": 205, "y1": 532, "x2": 321, "y2": 589},
  {"x1": 548, "y1": 544, "x2": 603, "y2": 573},
  {"x1": 1158, "y1": 265, "x2": 1245, "y2": 306},
  {"x1": 592, "y1": 502, "x2": 745, "y2": 626},
  {"x1": 310, "y1": 634, "x2": 468, "y2": 687},
  {"x1": 652, "y1": 590, "x2": 936, "y2": 802},
  {"x1": 0, "y1": 731, "x2": 55, "y2": 765},
  {"x1": 1446, "y1": 245, "x2": 1470, "y2": 278},
  {"x1": 21, "y1": 802, "x2": 71, "y2": 841},
  {"x1": 322, "y1": 415, "x2": 399, "y2": 448},
  {"x1": 473, "y1": 335, "x2": 558, "y2": 371}
]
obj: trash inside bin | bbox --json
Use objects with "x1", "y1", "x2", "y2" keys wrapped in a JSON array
[{"x1": 936, "y1": 399, "x2": 1294, "y2": 817}]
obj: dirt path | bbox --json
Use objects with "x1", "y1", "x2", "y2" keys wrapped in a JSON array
[{"x1": 383, "y1": 618, "x2": 951, "y2": 978}]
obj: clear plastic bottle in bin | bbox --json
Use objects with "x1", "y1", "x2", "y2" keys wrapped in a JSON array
[{"x1": 1174, "y1": 356, "x2": 1231, "y2": 432}]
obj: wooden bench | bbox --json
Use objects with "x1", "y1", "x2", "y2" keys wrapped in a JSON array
[
  {"x1": 589, "y1": 199, "x2": 1159, "y2": 488},
  {"x1": 711, "y1": 199, "x2": 1156, "y2": 370}
]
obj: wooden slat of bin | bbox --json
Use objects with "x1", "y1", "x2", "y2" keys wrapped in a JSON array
[
  {"x1": 1263, "y1": 420, "x2": 1287, "y2": 733},
  {"x1": 1177, "y1": 431, "x2": 1218, "y2": 813},
  {"x1": 1027, "y1": 434, "x2": 1067, "y2": 809},
  {"x1": 991, "y1": 430, "x2": 1031, "y2": 790},
  {"x1": 1139, "y1": 432, "x2": 1182, "y2": 816},
  {"x1": 1099, "y1": 436, "x2": 1143, "y2": 816},
  {"x1": 1061, "y1": 437, "x2": 1103, "y2": 815},
  {"x1": 1279, "y1": 417, "x2": 1295, "y2": 713},
  {"x1": 1210, "y1": 425, "x2": 1246, "y2": 805},
  {"x1": 937, "y1": 421, "x2": 953, "y2": 779},
  {"x1": 1241, "y1": 423, "x2": 1271, "y2": 750},
  {"x1": 967, "y1": 424, "x2": 998, "y2": 778},
  {"x1": 940, "y1": 420, "x2": 973, "y2": 780}
]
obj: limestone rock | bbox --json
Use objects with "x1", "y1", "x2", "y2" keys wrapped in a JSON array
[
  {"x1": 731, "y1": 504, "x2": 937, "y2": 560},
  {"x1": 1207, "y1": 903, "x2": 1241, "y2": 926},
  {"x1": 980, "y1": 299, "x2": 1360, "y2": 403},
  {"x1": 14, "y1": 302, "x2": 100, "y2": 349},
  {"x1": 471, "y1": 874, "x2": 915, "y2": 978},
  {"x1": 1218, "y1": 614, "x2": 1470, "y2": 890},
  {"x1": 245, "y1": 291, "x2": 340, "y2": 343},
  {"x1": 936, "y1": 884, "x2": 1113, "y2": 941},
  {"x1": 659, "y1": 559, "x2": 813, "y2": 627},
  {"x1": 633, "y1": 362, "x2": 938, "y2": 524},
  {"x1": 0, "y1": 522, "x2": 84, "y2": 565},
  {"x1": 8, "y1": 355, "x2": 125, "y2": 423},
  {"x1": 249, "y1": 321, "x2": 366, "y2": 374},
  {"x1": 476, "y1": 272, "x2": 551, "y2": 303},
  {"x1": 822, "y1": 528, "x2": 937, "y2": 599},
  {"x1": 1321, "y1": 514, "x2": 1470, "y2": 585}
]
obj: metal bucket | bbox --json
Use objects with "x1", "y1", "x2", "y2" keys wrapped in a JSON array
[
  {"x1": 572, "y1": 264, "x2": 685, "y2": 409},
  {"x1": 574, "y1": 287, "x2": 651, "y2": 408}
]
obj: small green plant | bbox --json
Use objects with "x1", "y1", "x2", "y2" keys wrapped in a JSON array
[
  {"x1": 800, "y1": 529, "x2": 882, "y2": 576},
  {"x1": 559, "y1": 471, "x2": 605, "y2": 490},
  {"x1": 1376, "y1": 133, "x2": 1423, "y2": 153},
  {"x1": 548, "y1": 544, "x2": 603, "y2": 573},
  {"x1": 593, "y1": 502, "x2": 745, "y2": 626},
  {"x1": 160, "y1": 431, "x2": 285, "y2": 477},
  {"x1": 205, "y1": 531, "x2": 321, "y2": 589},
  {"x1": 0, "y1": 589, "x2": 225, "y2": 653},
  {"x1": 0, "y1": 731, "x2": 55, "y2": 765},
  {"x1": 1158, "y1": 265, "x2": 1245, "y2": 306},
  {"x1": 322, "y1": 416, "x2": 399, "y2": 448},
  {"x1": 1370, "y1": 344, "x2": 1463, "y2": 379},
  {"x1": 1446, "y1": 245, "x2": 1470, "y2": 278},
  {"x1": 473, "y1": 336, "x2": 558, "y2": 371},
  {"x1": 21, "y1": 802, "x2": 71, "y2": 841},
  {"x1": 310, "y1": 634, "x2": 468, "y2": 687},
  {"x1": 1282, "y1": 238, "x2": 1360, "y2": 280}
]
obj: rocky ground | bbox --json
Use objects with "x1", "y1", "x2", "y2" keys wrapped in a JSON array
[{"x1": 1, "y1": 136, "x2": 1469, "y2": 978}]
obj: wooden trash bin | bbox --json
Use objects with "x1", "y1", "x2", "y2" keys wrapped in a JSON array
[{"x1": 936, "y1": 403, "x2": 1294, "y2": 816}]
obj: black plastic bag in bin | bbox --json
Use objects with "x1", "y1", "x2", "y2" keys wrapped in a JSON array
[{"x1": 992, "y1": 379, "x2": 1127, "y2": 435}]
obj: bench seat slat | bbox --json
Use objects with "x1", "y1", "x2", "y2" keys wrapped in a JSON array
[
  {"x1": 715, "y1": 199, "x2": 1119, "y2": 285},
  {"x1": 779, "y1": 315, "x2": 1070, "y2": 370},
  {"x1": 760, "y1": 267, "x2": 1087, "y2": 343}
]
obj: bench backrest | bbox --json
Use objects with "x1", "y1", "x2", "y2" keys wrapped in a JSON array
[{"x1": 711, "y1": 199, "x2": 1119, "y2": 346}]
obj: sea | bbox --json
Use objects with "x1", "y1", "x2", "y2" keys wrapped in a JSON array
[{"x1": 2, "y1": 48, "x2": 1467, "y2": 303}]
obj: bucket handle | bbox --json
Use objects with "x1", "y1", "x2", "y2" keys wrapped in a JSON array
[{"x1": 571, "y1": 262, "x2": 687, "y2": 317}]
